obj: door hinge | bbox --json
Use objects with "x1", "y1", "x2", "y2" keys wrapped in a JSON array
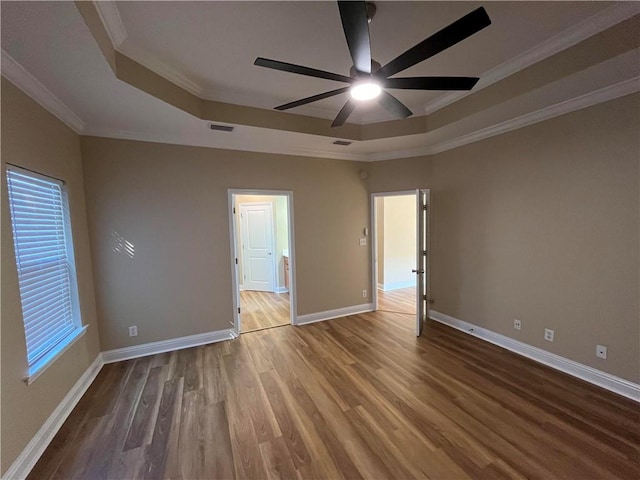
[
  {"x1": 235, "y1": 258, "x2": 238, "y2": 264},
  {"x1": 238, "y1": 307, "x2": 241, "y2": 314},
  {"x1": 233, "y1": 207, "x2": 236, "y2": 214},
  {"x1": 422, "y1": 295, "x2": 427, "y2": 301},
  {"x1": 423, "y1": 204, "x2": 428, "y2": 210},
  {"x1": 422, "y1": 250, "x2": 427, "y2": 256}
]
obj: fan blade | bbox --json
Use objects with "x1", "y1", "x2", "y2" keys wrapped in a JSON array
[
  {"x1": 377, "y1": 7, "x2": 491, "y2": 78},
  {"x1": 331, "y1": 99, "x2": 357, "y2": 127},
  {"x1": 384, "y1": 77, "x2": 479, "y2": 90},
  {"x1": 378, "y1": 91, "x2": 413, "y2": 119},
  {"x1": 338, "y1": 1, "x2": 372, "y2": 74},
  {"x1": 275, "y1": 87, "x2": 350, "y2": 111},
  {"x1": 255, "y1": 57, "x2": 353, "y2": 83}
]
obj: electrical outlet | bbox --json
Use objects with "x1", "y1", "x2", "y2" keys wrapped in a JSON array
[
  {"x1": 513, "y1": 319, "x2": 521, "y2": 331},
  {"x1": 596, "y1": 345, "x2": 607, "y2": 359},
  {"x1": 362, "y1": 289, "x2": 367, "y2": 298},
  {"x1": 544, "y1": 328, "x2": 554, "y2": 342},
  {"x1": 129, "y1": 325, "x2": 138, "y2": 337},
  {"x1": 359, "y1": 237, "x2": 367, "y2": 246}
]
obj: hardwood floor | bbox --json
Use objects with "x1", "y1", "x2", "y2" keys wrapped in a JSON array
[
  {"x1": 240, "y1": 290, "x2": 290, "y2": 332},
  {"x1": 378, "y1": 286, "x2": 415, "y2": 315},
  {"x1": 29, "y1": 312, "x2": 639, "y2": 480}
]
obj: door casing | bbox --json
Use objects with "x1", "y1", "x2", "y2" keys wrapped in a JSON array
[
  {"x1": 228, "y1": 189, "x2": 297, "y2": 335},
  {"x1": 370, "y1": 189, "x2": 431, "y2": 335}
]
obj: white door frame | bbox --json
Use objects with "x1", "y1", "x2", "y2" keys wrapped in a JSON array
[
  {"x1": 239, "y1": 202, "x2": 277, "y2": 292},
  {"x1": 228, "y1": 189, "x2": 297, "y2": 335},
  {"x1": 370, "y1": 190, "x2": 430, "y2": 319}
]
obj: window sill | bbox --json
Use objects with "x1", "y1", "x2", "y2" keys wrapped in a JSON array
[{"x1": 24, "y1": 325, "x2": 88, "y2": 385}]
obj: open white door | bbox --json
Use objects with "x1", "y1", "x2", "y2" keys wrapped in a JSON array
[
  {"x1": 240, "y1": 203, "x2": 276, "y2": 292},
  {"x1": 414, "y1": 189, "x2": 429, "y2": 336}
]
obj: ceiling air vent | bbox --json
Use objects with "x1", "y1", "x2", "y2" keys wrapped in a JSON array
[
  {"x1": 333, "y1": 140, "x2": 352, "y2": 146},
  {"x1": 209, "y1": 124, "x2": 234, "y2": 132}
]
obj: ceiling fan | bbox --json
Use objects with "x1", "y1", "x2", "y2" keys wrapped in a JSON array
[{"x1": 254, "y1": 1, "x2": 491, "y2": 127}]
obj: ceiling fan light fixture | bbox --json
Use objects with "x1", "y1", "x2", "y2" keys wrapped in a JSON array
[{"x1": 350, "y1": 79, "x2": 382, "y2": 101}]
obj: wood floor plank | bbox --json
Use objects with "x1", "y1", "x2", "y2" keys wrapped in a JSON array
[
  {"x1": 141, "y1": 376, "x2": 182, "y2": 480},
  {"x1": 377, "y1": 286, "x2": 415, "y2": 314},
  {"x1": 240, "y1": 290, "x2": 290, "y2": 332},
  {"x1": 259, "y1": 436, "x2": 298, "y2": 480},
  {"x1": 123, "y1": 365, "x2": 164, "y2": 451},
  {"x1": 28, "y1": 292, "x2": 640, "y2": 479},
  {"x1": 259, "y1": 370, "x2": 312, "y2": 470}
]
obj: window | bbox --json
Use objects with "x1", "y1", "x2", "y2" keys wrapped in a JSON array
[{"x1": 6, "y1": 166, "x2": 85, "y2": 382}]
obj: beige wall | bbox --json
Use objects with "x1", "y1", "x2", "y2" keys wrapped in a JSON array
[
  {"x1": 234, "y1": 194, "x2": 289, "y2": 290},
  {"x1": 368, "y1": 93, "x2": 640, "y2": 383},
  {"x1": 380, "y1": 195, "x2": 417, "y2": 290},
  {"x1": 1, "y1": 79, "x2": 102, "y2": 474},
  {"x1": 80, "y1": 137, "x2": 370, "y2": 350}
]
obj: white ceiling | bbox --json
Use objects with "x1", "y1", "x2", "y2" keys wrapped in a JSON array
[
  {"x1": 1, "y1": 1, "x2": 638, "y2": 161},
  {"x1": 116, "y1": 1, "x2": 611, "y2": 121}
]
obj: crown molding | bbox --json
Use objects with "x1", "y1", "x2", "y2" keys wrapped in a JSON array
[
  {"x1": 90, "y1": 0, "x2": 639, "y2": 131},
  {"x1": 83, "y1": 78, "x2": 638, "y2": 163},
  {"x1": 118, "y1": 43, "x2": 206, "y2": 97},
  {"x1": 81, "y1": 126, "x2": 366, "y2": 162},
  {"x1": 423, "y1": 2, "x2": 640, "y2": 115},
  {"x1": 1, "y1": 50, "x2": 85, "y2": 133},
  {"x1": 93, "y1": 1, "x2": 127, "y2": 47},
  {"x1": 92, "y1": 1, "x2": 205, "y2": 97},
  {"x1": 368, "y1": 77, "x2": 640, "y2": 162}
]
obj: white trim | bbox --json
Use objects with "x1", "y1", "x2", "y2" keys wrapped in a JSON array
[
  {"x1": 117, "y1": 43, "x2": 205, "y2": 97},
  {"x1": 80, "y1": 76, "x2": 639, "y2": 163},
  {"x1": 296, "y1": 303, "x2": 374, "y2": 326},
  {"x1": 93, "y1": 1, "x2": 127, "y2": 47},
  {"x1": 82, "y1": 126, "x2": 364, "y2": 162},
  {"x1": 25, "y1": 326, "x2": 88, "y2": 385},
  {"x1": 101, "y1": 329, "x2": 236, "y2": 363},
  {"x1": 228, "y1": 189, "x2": 297, "y2": 335},
  {"x1": 427, "y1": 78, "x2": 640, "y2": 155},
  {"x1": 1, "y1": 50, "x2": 85, "y2": 133},
  {"x1": 91, "y1": 1, "x2": 205, "y2": 97},
  {"x1": 380, "y1": 280, "x2": 416, "y2": 292},
  {"x1": 2, "y1": 354, "x2": 104, "y2": 480},
  {"x1": 423, "y1": 2, "x2": 640, "y2": 115},
  {"x1": 370, "y1": 190, "x2": 422, "y2": 318},
  {"x1": 367, "y1": 78, "x2": 640, "y2": 161},
  {"x1": 429, "y1": 311, "x2": 640, "y2": 403}
]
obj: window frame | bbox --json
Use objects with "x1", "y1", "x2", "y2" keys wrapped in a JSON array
[{"x1": 6, "y1": 165, "x2": 87, "y2": 384}]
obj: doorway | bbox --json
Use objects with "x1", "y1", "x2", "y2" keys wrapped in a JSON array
[
  {"x1": 371, "y1": 190, "x2": 430, "y2": 336},
  {"x1": 228, "y1": 190, "x2": 296, "y2": 334}
]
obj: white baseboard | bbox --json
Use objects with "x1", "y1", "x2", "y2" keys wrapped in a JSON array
[
  {"x1": 296, "y1": 303, "x2": 374, "y2": 326},
  {"x1": 381, "y1": 280, "x2": 416, "y2": 291},
  {"x1": 102, "y1": 328, "x2": 236, "y2": 363},
  {"x1": 275, "y1": 286, "x2": 289, "y2": 294},
  {"x1": 429, "y1": 311, "x2": 640, "y2": 402},
  {"x1": 2, "y1": 354, "x2": 104, "y2": 480}
]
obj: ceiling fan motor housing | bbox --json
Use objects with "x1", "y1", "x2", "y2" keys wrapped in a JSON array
[
  {"x1": 350, "y1": 59, "x2": 382, "y2": 78},
  {"x1": 253, "y1": 1, "x2": 491, "y2": 127}
]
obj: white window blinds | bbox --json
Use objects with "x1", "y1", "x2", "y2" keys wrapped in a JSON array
[{"x1": 6, "y1": 167, "x2": 80, "y2": 370}]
